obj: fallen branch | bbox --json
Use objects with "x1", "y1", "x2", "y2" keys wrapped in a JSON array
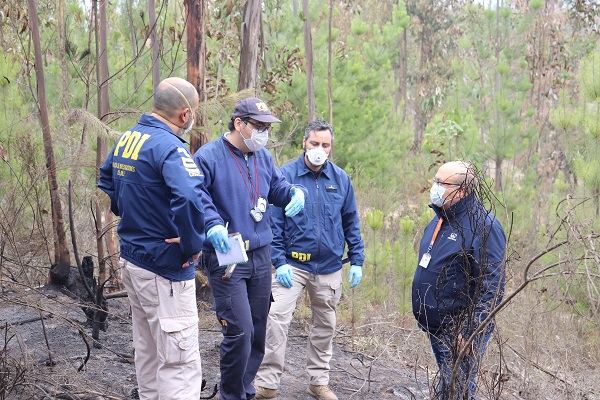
[
  {"x1": 505, "y1": 343, "x2": 597, "y2": 395},
  {"x1": 0, "y1": 313, "x2": 52, "y2": 329}
]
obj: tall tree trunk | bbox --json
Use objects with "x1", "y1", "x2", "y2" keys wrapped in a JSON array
[
  {"x1": 149, "y1": 0, "x2": 160, "y2": 89},
  {"x1": 495, "y1": 156, "x2": 503, "y2": 193},
  {"x1": 186, "y1": 0, "x2": 208, "y2": 153},
  {"x1": 302, "y1": 0, "x2": 316, "y2": 122},
  {"x1": 412, "y1": 26, "x2": 427, "y2": 153},
  {"x1": 327, "y1": 0, "x2": 333, "y2": 125},
  {"x1": 401, "y1": 28, "x2": 408, "y2": 121},
  {"x1": 95, "y1": 0, "x2": 117, "y2": 287},
  {"x1": 58, "y1": 0, "x2": 74, "y2": 168},
  {"x1": 27, "y1": 0, "x2": 71, "y2": 284},
  {"x1": 238, "y1": 0, "x2": 260, "y2": 90},
  {"x1": 58, "y1": 0, "x2": 68, "y2": 114},
  {"x1": 126, "y1": 0, "x2": 139, "y2": 89}
]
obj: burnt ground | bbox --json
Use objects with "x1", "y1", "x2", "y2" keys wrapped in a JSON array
[
  {"x1": 0, "y1": 283, "x2": 431, "y2": 400},
  {"x1": 5, "y1": 279, "x2": 599, "y2": 400}
]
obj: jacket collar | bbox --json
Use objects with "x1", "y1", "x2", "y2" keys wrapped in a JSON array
[
  {"x1": 296, "y1": 154, "x2": 331, "y2": 179},
  {"x1": 221, "y1": 132, "x2": 250, "y2": 158},
  {"x1": 139, "y1": 114, "x2": 188, "y2": 144},
  {"x1": 430, "y1": 193, "x2": 476, "y2": 221}
]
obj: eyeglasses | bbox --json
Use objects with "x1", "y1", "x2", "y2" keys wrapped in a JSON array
[
  {"x1": 433, "y1": 178, "x2": 462, "y2": 187},
  {"x1": 243, "y1": 120, "x2": 272, "y2": 134}
]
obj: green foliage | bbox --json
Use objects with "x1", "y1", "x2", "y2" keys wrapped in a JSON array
[
  {"x1": 1, "y1": 0, "x2": 599, "y2": 346},
  {"x1": 366, "y1": 208, "x2": 384, "y2": 231},
  {"x1": 579, "y1": 45, "x2": 600, "y2": 101},
  {"x1": 351, "y1": 18, "x2": 370, "y2": 36},
  {"x1": 530, "y1": 0, "x2": 545, "y2": 11}
]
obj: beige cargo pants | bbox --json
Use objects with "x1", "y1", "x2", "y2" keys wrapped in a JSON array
[
  {"x1": 254, "y1": 268, "x2": 343, "y2": 389},
  {"x1": 120, "y1": 259, "x2": 202, "y2": 400}
]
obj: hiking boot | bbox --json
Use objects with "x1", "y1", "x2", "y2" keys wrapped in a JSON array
[
  {"x1": 254, "y1": 385, "x2": 278, "y2": 400},
  {"x1": 307, "y1": 384, "x2": 338, "y2": 400}
]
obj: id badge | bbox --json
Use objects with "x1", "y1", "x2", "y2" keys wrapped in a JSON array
[
  {"x1": 256, "y1": 197, "x2": 267, "y2": 213},
  {"x1": 419, "y1": 253, "x2": 431, "y2": 268},
  {"x1": 250, "y1": 207, "x2": 263, "y2": 222}
]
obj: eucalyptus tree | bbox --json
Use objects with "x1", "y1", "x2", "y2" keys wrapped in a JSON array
[
  {"x1": 27, "y1": 0, "x2": 72, "y2": 284},
  {"x1": 238, "y1": 0, "x2": 261, "y2": 90},
  {"x1": 302, "y1": 0, "x2": 316, "y2": 122}
]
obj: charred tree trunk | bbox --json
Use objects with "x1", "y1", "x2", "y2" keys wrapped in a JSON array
[{"x1": 27, "y1": 0, "x2": 71, "y2": 285}]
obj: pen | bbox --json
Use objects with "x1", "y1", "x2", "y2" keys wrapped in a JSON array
[{"x1": 223, "y1": 221, "x2": 229, "y2": 250}]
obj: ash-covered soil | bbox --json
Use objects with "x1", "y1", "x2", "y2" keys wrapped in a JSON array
[{"x1": 0, "y1": 284, "x2": 430, "y2": 399}]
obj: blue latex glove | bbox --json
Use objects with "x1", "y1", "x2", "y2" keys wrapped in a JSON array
[
  {"x1": 206, "y1": 225, "x2": 231, "y2": 253},
  {"x1": 348, "y1": 265, "x2": 363, "y2": 288},
  {"x1": 276, "y1": 264, "x2": 294, "y2": 288},
  {"x1": 285, "y1": 187, "x2": 305, "y2": 217}
]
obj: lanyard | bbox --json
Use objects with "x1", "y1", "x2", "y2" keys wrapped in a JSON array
[
  {"x1": 225, "y1": 142, "x2": 261, "y2": 206},
  {"x1": 426, "y1": 217, "x2": 444, "y2": 254}
]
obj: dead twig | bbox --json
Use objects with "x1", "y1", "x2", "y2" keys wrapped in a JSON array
[
  {"x1": 0, "y1": 313, "x2": 52, "y2": 329},
  {"x1": 506, "y1": 343, "x2": 598, "y2": 395}
]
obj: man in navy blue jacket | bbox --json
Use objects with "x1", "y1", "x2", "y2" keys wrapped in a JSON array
[
  {"x1": 254, "y1": 120, "x2": 365, "y2": 400},
  {"x1": 412, "y1": 161, "x2": 506, "y2": 400},
  {"x1": 193, "y1": 98, "x2": 305, "y2": 400},
  {"x1": 98, "y1": 77, "x2": 205, "y2": 399}
]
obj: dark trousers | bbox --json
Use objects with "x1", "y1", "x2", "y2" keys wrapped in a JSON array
[
  {"x1": 204, "y1": 245, "x2": 272, "y2": 400},
  {"x1": 428, "y1": 325, "x2": 493, "y2": 400}
]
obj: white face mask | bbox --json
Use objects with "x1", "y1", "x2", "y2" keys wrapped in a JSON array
[
  {"x1": 242, "y1": 125, "x2": 269, "y2": 152},
  {"x1": 305, "y1": 147, "x2": 328, "y2": 166},
  {"x1": 181, "y1": 115, "x2": 194, "y2": 135},
  {"x1": 430, "y1": 182, "x2": 448, "y2": 207}
]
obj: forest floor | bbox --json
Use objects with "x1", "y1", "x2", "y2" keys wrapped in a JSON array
[
  {"x1": 1, "y1": 275, "x2": 599, "y2": 400},
  {"x1": 0, "y1": 280, "x2": 430, "y2": 400}
]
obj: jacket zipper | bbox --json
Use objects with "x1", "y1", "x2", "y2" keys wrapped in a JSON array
[{"x1": 314, "y1": 173, "x2": 320, "y2": 281}]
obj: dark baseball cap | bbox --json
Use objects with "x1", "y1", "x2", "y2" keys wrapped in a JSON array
[{"x1": 231, "y1": 97, "x2": 282, "y2": 123}]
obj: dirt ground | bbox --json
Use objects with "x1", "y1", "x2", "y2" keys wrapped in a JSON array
[
  {"x1": 0, "y1": 283, "x2": 430, "y2": 400},
  {"x1": 2, "y1": 279, "x2": 599, "y2": 400}
]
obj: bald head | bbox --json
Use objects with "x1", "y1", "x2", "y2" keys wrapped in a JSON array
[
  {"x1": 153, "y1": 77, "x2": 199, "y2": 120},
  {"x1": 434, "y1": 161, "x2": 478, "y2": 208}
]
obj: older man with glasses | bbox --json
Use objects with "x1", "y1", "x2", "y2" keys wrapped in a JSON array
[{"x1": 412, "y1": 161, "x2": 507, "y2": 400}]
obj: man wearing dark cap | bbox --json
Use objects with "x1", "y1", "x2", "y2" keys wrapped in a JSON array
[{"x1": 193, "y1": 97, "x2": 306, "y2": 400}]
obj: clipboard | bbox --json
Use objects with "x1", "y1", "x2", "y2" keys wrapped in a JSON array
[{"x1": 216, "y1": 232, "x2": 248, "y2": 267}]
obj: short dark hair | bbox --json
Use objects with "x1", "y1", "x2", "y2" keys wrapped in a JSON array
[
  {"x1": 228, "y1": 117, "x2": 250, "y2": 132},
  {"x1": 304, "y1": 120, "x2": 334, "y2": 141}
]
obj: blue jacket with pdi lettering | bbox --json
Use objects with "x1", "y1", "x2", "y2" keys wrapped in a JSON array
[
  {"x1": 98, "y1": 114, "x2": 205, "y2": 282},
  {"x1": 193, "y1": 134, "x2": 304, "y2": 253},
  {"x1": 271, "y1": 155, "x2": 365, "y2": 275},
  {"x1": 412, "y1": 194, "x2": 506, "y2": 334}
]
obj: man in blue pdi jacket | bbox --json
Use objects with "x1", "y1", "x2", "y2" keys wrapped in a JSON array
[
  {"x1": 412, "y1": 161, "x2": 506, "y2": 400},
  {"x1": 98, "y1": 77, "x2": 205, "y2": 399},
  {"x1": 192, "y1": 97, "x2": 306, "y2": 400},
  {"x1": 254, "y1": 120, "x2": 365, "y2": 400}
]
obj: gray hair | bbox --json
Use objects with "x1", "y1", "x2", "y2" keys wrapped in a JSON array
[{"x1": 304, "y1": 120, "x2": 334, "y2": 141}]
